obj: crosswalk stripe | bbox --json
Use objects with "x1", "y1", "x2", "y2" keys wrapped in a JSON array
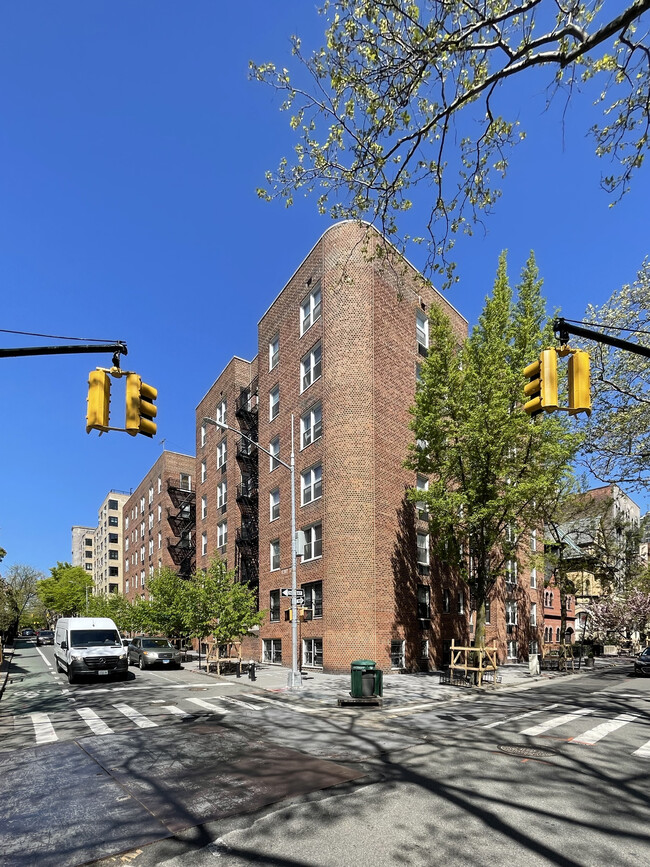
[
  {"x1": 222, "y1": 697, "x2": 262, "y2": 710},
  {"x1": 162, "y1": 705, "x2": 192, "y2": 717},
  {"x1": 520, "y1": 707, "x2": 594, "y2": 737},
  {"x1": 186, "y1": 698, "x2": 229, "y2": 714},
  {"x1": 113, "y1": 703, "x2": 158, "y2": 728},
  {"x1": 632, "y1": 740, "x2": 650, "y2": 758},
  {"x1": 482, "y1": 703, "x2": 561, "y2": 729},
  {"x1": 30, "y1": 712, "x2": 57, "y2": 744},
  {"x1": 570, "y1": 713, "x2": 638, "y2": 745},
  {"x1": 77, "y1": 707, "x2": 114, "y2": 735}
]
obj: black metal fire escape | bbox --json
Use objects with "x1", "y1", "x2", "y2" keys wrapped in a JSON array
[
  {"x1": 166, "y1": 479, "x2": 196, "y2": 578},
  {"x1": 235, "y1": 376, "x2": 259, "y2": 588}
]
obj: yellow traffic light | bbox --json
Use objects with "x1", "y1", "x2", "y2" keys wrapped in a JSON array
[
  {"x1": 86, "y1": 370, "x2": 111, "y2": 433},
  {"x1": 125, "y1": 373, "x2": 157, "y2": 437},
  {"x1": 523, "y1": 349, "x2": 558, "y2": 417},
  {"x1": 568, "y1": 349, "x2": 591, "y2": 416}
]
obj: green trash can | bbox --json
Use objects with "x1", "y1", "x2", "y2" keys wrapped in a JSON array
[{"x1": 350, "y1": 659, "x2": 382, "y2": 698}]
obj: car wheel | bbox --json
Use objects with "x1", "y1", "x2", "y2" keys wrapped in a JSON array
[
  {"x1": 55, "y1": 657, "x2": 63, "y2": 673},
  {"x1": 67, "y1": 668, "x2": 76, "y2": 684},
  {"x1": 138, "y1": 657, "x2": 146, "y2": 670}
]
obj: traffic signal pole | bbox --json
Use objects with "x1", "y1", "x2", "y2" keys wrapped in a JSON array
[{"x1": 554, "y1": 318, "x2": 650, "y2": 359}]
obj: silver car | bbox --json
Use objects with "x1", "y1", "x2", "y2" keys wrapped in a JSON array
[{"x1": 128, "y1": 636, "x2": 182, "y2": 670}]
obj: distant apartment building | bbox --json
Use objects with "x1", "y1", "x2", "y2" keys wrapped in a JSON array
[
  {"x1": 93, "y1": 491, "x2": 130, "y2": 596},
  {"x1": 71, "y1": 525, "x2": 95, "y2": 574},
  {"x1": 123, "y1": 451, "x2": 196, "y2": 601}
]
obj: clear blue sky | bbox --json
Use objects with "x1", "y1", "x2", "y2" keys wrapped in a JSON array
[{"x1": 1, "y1": 2, "x2": 648, "y2": 576}]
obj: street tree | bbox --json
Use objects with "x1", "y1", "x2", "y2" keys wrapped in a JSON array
[
  {"x1": 252, "y1": 0, "x2": 650, "y2": 286},
  {"x1": 134, "y1": 568, "x2": 190, "y2": 639},
  {"x1": 579, "y1": 259, "x2": 650, "y2": 493},
  {"x1": 407, "y1": 251, "x2": 579, "y2": 647},
  {"x1": 586, "y1": 588, "x2": 650, "y2": 643},
  {"x1": 36, "y1": 562, "x2": 93, "y2": 619},
  {"x1": 0, "y1": 564, "x2": 43, "y2": 641}
]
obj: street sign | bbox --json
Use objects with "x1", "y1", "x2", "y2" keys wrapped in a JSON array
[
  {"x1": 281, "y1": 589, "x2": 293, "y2": 597},
  {"x1": 281, "y1": 589, "x2": 305, "y2": 601}
]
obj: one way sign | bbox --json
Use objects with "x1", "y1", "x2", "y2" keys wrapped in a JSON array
[{"x1": 281, "y1": 589, "x2": 304, "y2": 600}]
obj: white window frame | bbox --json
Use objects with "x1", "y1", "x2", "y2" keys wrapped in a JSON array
[
  {"x1": 217, "y1": 520, "x2": 227, "y2": 549},
  {"x1": 531, "y1": 528, "x2": 537, "y2": 552},
  {"x1": 301, "y1": 403, "x2": 322, "y2": 449},
  {"x1": 201, "y1": 423, "x2": 206, "y2": 447},
  {"x1": 217, "y1": 440, "x2": 227, "y2": 468},
  {"x1": 270, "y1": 488, "x2": 280, "y2": 522},
  {"x1": 302, "y1": 637, "x2": 323, "y2": 668},
  {"x1": 270, "y1": 539, "x2": 280, "y2": 571},
  {"x1": 300, "y1": 342, "x2": 322, "y2": 392},
  {"x1": 201, "y1": 532, "x2": 208, "y2": 556},
  {"x1": 530, "y1": 567, "x2": 537, "y2": 589},
  {"x1": 302, "y1": 523, "x2": 322, "y2": 561},
  {"x1": 416, "y1": 310, "x2": 429, "y2": 349},
  {"x1": 201, "y1": 460, "x2": 207, "y2": 483},
  {"x1": 263, "y1": 638, "x2": 282, "y2": 663},
  {"x1": 506, "y1": 600, "x2": 518, "y2": 626},
  {"x1": 530, "y1": 602, "x2": 537, "y2": 627},
  {"x1": 216, "y1": 399, "x2": 227, "y2": 426},
  {"x1": 269, "y1": 335, "x2": 279, "y2": 370},
  {"x1": 416, "y1": 475, "x2": 429, "y2": 520},
  {"x1": 507, "y1": 640, "x2": 518, "y2": 660},
  {"x1": 269, "y1": 386, "x2": 280, "y2": 421},
  {"x1": 300, "y1": 285, "x2": 321, "y2": 335},
  {"x1": 217, "y1": 481, "x2": 227, "y2": 509},
  {"x1": 301, "y1": 464, "x2": 322, "y2": 505},
  {"x1": 417, "y1": 533, "x2": 430, "y2": 566},
  {"x1": 201, "y1": 496, "x2": 208, "y2": 520},
  {"x1": 269, "y1": 437, "x2": 281, "y2": 472},
  {"x1": 390, "y1": 639, "x2": 405, "y2": 669}
]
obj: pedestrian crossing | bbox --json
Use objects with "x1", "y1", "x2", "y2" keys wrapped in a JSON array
[
  {"x1": 5, "y1": 692, "x2": 279, "y2": 750},
  {"x1": 481, "y1": 701, "x2": 650, "y2": 758}
]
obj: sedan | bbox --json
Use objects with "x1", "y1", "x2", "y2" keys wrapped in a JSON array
[
  {"x1": 128, "y1": 636, "x2": 182, "y2": 670},
  {"x1": 634, "y1": 647, "x2": 650, "y2": 676},
  {"x1": 36, "y1": 630, "x2": 54, "y2": 645}
]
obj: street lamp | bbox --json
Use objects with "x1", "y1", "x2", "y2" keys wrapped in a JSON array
[{"x1": 203, "y1": 414, "x2": 302, "y2": 689}]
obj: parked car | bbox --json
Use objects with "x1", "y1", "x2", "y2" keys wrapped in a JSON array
[
  {"x1": 20, "y1": 628, "x2": 36, "y2": 638},
  {"x1": 36, "y1": 630, "x2": 54, "y2": 645},
  {"x1": 128, "y1": 636, "x2": 182, "y2": 670},
  {"x1": 634, "y1": 647, "x2": 650, "y2": 676}
]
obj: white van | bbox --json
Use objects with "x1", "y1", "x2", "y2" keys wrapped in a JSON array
[{"x1": 54, "y1": 617, "x2": 128, "y2": 684}]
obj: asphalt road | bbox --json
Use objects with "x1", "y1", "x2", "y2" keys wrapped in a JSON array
[{"x1": 2, "y1": 641, "x2": 649, "y2": 867}]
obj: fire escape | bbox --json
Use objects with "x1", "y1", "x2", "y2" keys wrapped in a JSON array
[
  {"x1": 235, "y1": 376, "x2": 259, "y2": 588},
  {"x1": 167, "y1": 478, "x2": 196, "y2": 578}
]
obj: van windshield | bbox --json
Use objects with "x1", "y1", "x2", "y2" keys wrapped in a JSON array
[{"x1": 70, "y1": 629, "x2": 121, "y2": 648}]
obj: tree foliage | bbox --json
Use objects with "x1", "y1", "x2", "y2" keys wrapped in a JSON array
[
  {"x1": 586, "y1": 588, "x2": 650, "y2": 640},
  {"x1": 36, "y1": 562, "x2": 94, "y2": 619},
  {"x1": 1, "y1": 564, "x2": 43, "y2": 639},
  {"x1": 579, "y1": 259, "x2": 650, "y2": 492},
  {"x1": 252, "y1": 0, "x2": 650, "y2": 285},
  {"x1": 407, "y1": 251, "x2": 580, "y2": 645}
]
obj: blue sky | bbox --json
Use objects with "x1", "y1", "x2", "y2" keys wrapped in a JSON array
[{"x1": 1, "y1": 2, "x2": 649, "y2": 576}]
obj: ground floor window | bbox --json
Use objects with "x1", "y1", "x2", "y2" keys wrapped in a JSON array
[
  {"x1": 263, "y1": 639, "x2": 282, "y2": 664},
  {"x1": 529, "y1": 640, "x2": 539, "y2": 655},
  {"x1": 390, "y1": 639, "x2": 405, "y2": 669},
  {"x1": 507, "y1": 640, "x2": 518, "y2": 660},
  {"x1": 302, "y1": 637, "x2": 323, "y2": 667},
  {"x1": 420, "y1": 639, "x2": 429, "y2": 659}
]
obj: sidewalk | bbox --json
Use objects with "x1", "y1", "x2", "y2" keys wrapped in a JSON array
[{"x1": 187, "y1": 656, "x2": 633, "y2": 710}]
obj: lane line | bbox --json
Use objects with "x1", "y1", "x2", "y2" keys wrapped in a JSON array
[
  {"x1": 35, "y1": 647, "x2": 53, "y2": 668},
  {"x1": 570, "y1": 713, "x2": 638, "y2": 745},
  {"x1": 113, "y1": 703, "x2": 158, "y2": 728},
  {"x1": 162, "y1": 705, "x2": 192, "y2": 717},
  {"x1": 30, "y1": 713, "x2": 58, "y2": 744},
  {"x1": 186, "y1": 698, "x2": 230, "y2": 714},
  {"x1": 482, "y1": 703, "x2": 561, "y2": 729},
  {"x1": 221, "y1": 697, "x2": 262, "y2": 711},
  {"x1": 77, "y1": 707, "x2": 114, "y2": 735},
  {"x1": 520, "y1": 707, "x2": 594, "y2": 737}
]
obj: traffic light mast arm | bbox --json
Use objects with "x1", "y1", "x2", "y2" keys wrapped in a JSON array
[
  {"x1": 0, "y1": 342, "x2": 127, "y2": 364},
  {"x1": 554, "y1": 318, "x2": 650, "y2": 359}
]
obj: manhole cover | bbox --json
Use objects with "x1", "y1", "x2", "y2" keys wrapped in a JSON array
[{"x1": 498, "y1": 744, "x2": 557, "y2": 759}]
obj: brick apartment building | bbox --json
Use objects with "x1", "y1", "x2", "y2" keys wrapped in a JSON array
[
  {"x1": 123, "y1": 451, "x2": 196, "y2": 602},
  {"x1": 193, "y1": 221, "x2": 544, "y2": 673}
]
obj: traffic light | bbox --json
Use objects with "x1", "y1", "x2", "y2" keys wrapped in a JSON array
[
  {"x1": 86, "y1": 370, "x2": 111, "y2": 433},
  {"x1": 523, "y1": 349, "x2": 558, "y2": 417},
  {"x1": 568, "y1": 349, "x2": 591, "y2": 416},
  {"x1": 125, "y1": 373, "x2": 158, "y2": 437}
]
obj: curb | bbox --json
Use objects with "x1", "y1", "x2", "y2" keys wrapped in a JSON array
[{"x1": 0, "y1": 646, "x2": 15, "y2": 700}]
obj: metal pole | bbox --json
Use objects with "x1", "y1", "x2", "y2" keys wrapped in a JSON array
[{"x1": 289, "y1": 414, "x2": 301, "y2": 688}]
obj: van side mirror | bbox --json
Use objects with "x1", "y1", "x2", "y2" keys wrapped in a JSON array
[{"x1": 60, "y1": 640, "x2": 68, "y2": 650}]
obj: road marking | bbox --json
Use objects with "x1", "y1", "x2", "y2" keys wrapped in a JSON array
[
  {"x1": 162, "y1": 705, "x2": 192, "y2": 717},
  {"x1": 186, "y1": 698, "x2": 230, "y2": 714},
  {"x1": 386, "y1": 702, "x2": 437, "y2": 715},
  {"x1": 221, "y1": 696, "x2": 262, "y2": 711},
  {"x1": 77, "y1": 707, "x2": 114, "y2": 735},
  {"x1": 633, "y1": 739, "x2": 650, "y2": 758},
  {"x1": 520, "y1": 707, "x2": 594, "y2": 737},
  {"x1": 482, "y1": 703, "x2": 561, "y2": 729},
  {"x1": 570, "y1": 713, "x2": 638, "y2": 745},
  {"x1": 35, "y1": 647, "x2": 52, "y2": 668},
  {"x1": 30, "y1": 713, "x2": 57, "y2": 744},
  {"x1": 113, "y1": 704, "x2": 158, "y2": 728}
]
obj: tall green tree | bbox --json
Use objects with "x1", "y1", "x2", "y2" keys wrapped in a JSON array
[
  {"x1": 134, "y1": 568, "x2": 190, "y2": 639},
  {"x1": 37, "y1": 562, "x2": 94, "y2": 618},
  {"x1": 407, "y1": 252, "x2": 580, "y2": 646},
  {"x1": 1, "y1": 564, "x2": 43, "y2": 640},
  {"x1": 252, "y1": 0, "x2": 650, "y2": 285}
]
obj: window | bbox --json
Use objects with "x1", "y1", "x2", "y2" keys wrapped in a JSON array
[
  {"x1": 217, "y1": 481, "x2": 227, "y2": 509},
  {"x1": 109, "y1": 550, "x2": 119, "y2": 560},
  {"x1": 269, "y1": 590, "x2": 280, "y2": 622},
  {"x1": 530, "y1": 567, "x2": 537, "y2": 589},
  {"x1": 108, "y1": 499, "x2": 119, "y2": 510},
  {"x1": 270, "y1": 540, "x2": 280, "y2": 571},
  {"x1": 301, "y1": 342, "x2": 322, "y2": 391},
  {"x1": 269, "y1": 336, "x2": 279, "y2": 370},
  {"x1": 420, "y1": 639, "x2": 429, "y2": 660},
  {"x1": 200, "y1": 423, "x2": 207, "y2": 447},
  {"x1": 148, "y1": 539, "x2": 154, "y2": 557},
  {"x1": 416, "y1": 362, "x2": 423, "y2": 383},
  {"x1": 529, "y1": 639, "x2": 539, "y2": 655},
  {"x1": 505, "y1": 523, "x2": 516, "y2": 543},
  {"x1": 301, "y1": 403, "x2": 322, "y2": 448},
  {"x1": 531, "y1": 529, "x2": 537, "y2": 552},
  {"x1": 485, "y1": 599, "x2": 491, "y2": 624},
  {"x1": 417, "y1": 533, "x2": 429, "y2": 572},
  {"x1": 506, "y1": 600, "x2": 518, "y2": 626},
  {"x1": 217, "y1": 520, "x2": 227, "y2": 549},
  {"x1": 140, "y1": 496, "x2": 145, "y2": 513},
  {"x1": 506, "y1": 559, "x2": 517, "y2": 585},
  {"x1": 530, "y1": 603, "x2": 537, "y2": 627},
  {"x1": 417, "y1": 584, "x2": 430, "y2": 619},
  {"x1": 303, "y1": 581, "x2": 322, "y2": 618},
  {"x1": 148, "y1": 486, "x2": 154, "y2": 505},
  {"x1": 180, "y1": 473, "x2": 192, "y2": 491},
  {"x1": 556, "y1": 627, "x2": 561, "y2": 643},
  {"x1": 301, "y1": 465, "x2": 322, "y2": 505},
  {"x1": 263, "y1": 638, "x2": 282, "y2": 663},
  {"x1": 148, "y1": 513, "x2": 154, "y2": 530},
  {"x1": 108, "y1": 516, "x2": 118, "y2": 527},
  {"x1": 269, "y1": 437, "x2": 281, "y2": 471},
  {"x1": 201, "y1": 533, "x2": 208, "y2": 556},
  {"x1": 457, "y1": 591, "x2": 465, "y2": 615},
  {"x1": 201, "y1": 460, "x2": 207, "y2": 483},
  {"x1": 217, "y1": 439, "x2": 227, "y2": 468},
  {"x1": 216, "y1": 399, "x2": 227, "y2": 426},
  {"x1": 416, "y1": 476, "x2": 429, "y2": 520},
  {"x1": 507, "y1": 640, "x2": 518, "y2": 660},
  {"x1": 157, "y1": 475, "x2": 162, "y2": 494},
  {"x1": 442, "y1": 588, "x2": 450, "y2": 613},
  {"x1": 270, "y1": 488, "x2": 280, "y2": 521},
  {"x1": 158, "y1": 531, "x2": 162, "y2": 550},
  {"x1": 416, "y1": 310, "x2": 429, "y2": 353},
  {"x1": 390, "y1": 640, "x2": 405, "y2": 669},
  {"x1": 108, "y1": 533, "x2": 118, "y2": 544},
  {"x1": 302, "y1": 523, "x2": 322, "y2": 561},
  {"x1": 269, "y1": 386, "x2": 280, "y2": 421},
  {"x1": 109, "y1": 567, "x2": 118, "y2": 578},
  {"x1": 303, "y1": 637, "x2": 323, "y2": 667},
  {"x1": 201, "y1": 496, "x2": 208, "y2": 520},
  {"x1": 301, "y1": 284, "x2": 321, "y2": 335}
]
